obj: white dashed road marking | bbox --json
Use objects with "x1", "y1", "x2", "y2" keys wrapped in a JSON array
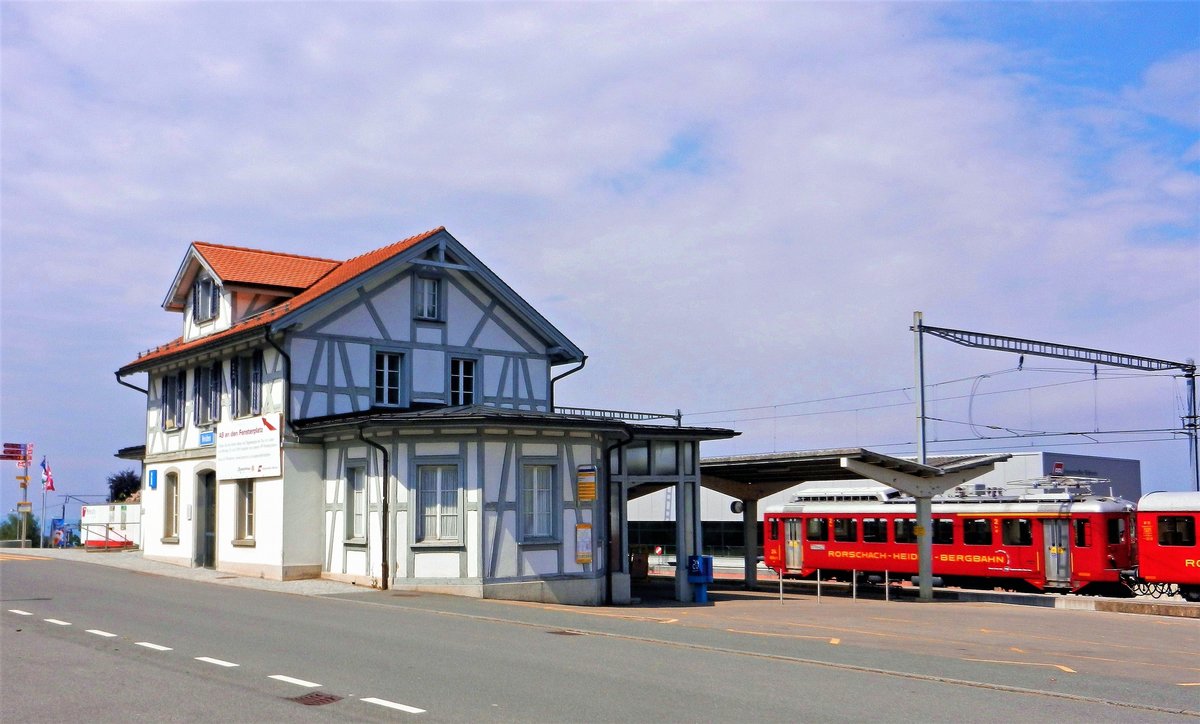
[
  {"x1": 12, "y1": 613, "x2": 421, "y2": 713},
  {"x1": 269, "y1": 674, "x2": 321, "y2": 688},
  {"x1": 362, "y1": 697, "x2": 425, "y2": 714}
]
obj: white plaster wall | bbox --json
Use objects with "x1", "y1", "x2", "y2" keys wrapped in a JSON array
[
  {"x1": 414, "y1": 551, "x2": 460, "y2": 578},
  {"x1": 373, "y1": 276, "x2": 412, "y2": 341},
  {"x1": 474, "y1": 319, "x2": 527, "y2": 354},
  {"x1": 140, "y1": 460, "x2": 204, "y2": 567},
  {"x1": 483, "y1": 441, "x2": 507, "y2": 501},
  {"x1": 415, "y1": 327, "x2": 442, "y2": 345},
  {"x1": 522, "y1": 443, "x2": 557, "y2": 457},
  {"x1": 416, "y1": 441, "x2": 461, "y2": 458},
  {"x1": 328, "y1": 303, "x2": 381, "y2": 339},
  {"x1": 466, "y1": 509, "x2": 480, "y2": 578},
  {"x1": 217, "y1": 475, "x2": 283, "y2": 568},
  {"x1": 282, "y1": 446, "x2": 325, "y2": 570},
  {"x1": 491, "y1": 305, "x2": 542, "y2": 353},
  {"x1": 482, "y1": 356, "x2": 505, "y2": 399},
  {"x1": 413, "y1": 349, "x2": 445, "y2": 394},
  {"x1": 520, "y1": 548, "x2": 558, "y2": 575},
  {"x1": 446, "y1": 282, "x2": 485, "y2": 347}
]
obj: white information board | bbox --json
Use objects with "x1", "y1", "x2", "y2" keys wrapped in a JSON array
[{"x1": 216, "y1": 413, "x2": 282, "y2": 480}]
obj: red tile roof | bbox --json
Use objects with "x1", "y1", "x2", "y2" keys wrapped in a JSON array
[
  {"x1": 194, "y1": 242, "x2": 340, "y2": 290},
  {"x1": 121, "y1": 227, "x2": 445, "y2": 373}
]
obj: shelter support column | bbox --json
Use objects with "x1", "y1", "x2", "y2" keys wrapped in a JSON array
[
  {"x1": 915, "y1": 496, "x2": 933, "y2": 601},
  {"x1": 609, "y1": 481, "x2": 632, "y2": 604},
  {"x1": 840, "y1": 457, "x2": 1000, "y2": 604},
  {"x1": 673, "y1": 477, "x2": 695, "y2": 603},
  {"x1": 743, "y1": 498, "x2": 758, "y2": 588}
]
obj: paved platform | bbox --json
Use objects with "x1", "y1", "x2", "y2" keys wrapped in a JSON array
[
  {"x1": 8, "y1": 547, "x2": 1198, "y2": 619},
  {"x1": 643, "y1": 559, "x2": 1200, "y2": 618}
]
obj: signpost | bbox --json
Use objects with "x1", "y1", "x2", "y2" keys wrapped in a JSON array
[{"x1": 5, "y1": 442, "x2": 34, "y2": 545}]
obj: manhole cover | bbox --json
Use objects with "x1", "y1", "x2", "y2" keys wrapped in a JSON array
[
  {"x1": 289, "y1": 692, "x2": 343, "y2": 706},
  {"x1": 547, "y1": 630, "x2": 583, "y2": 636}
]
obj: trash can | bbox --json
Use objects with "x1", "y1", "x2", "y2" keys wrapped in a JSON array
[
  {"x1": 687, "y1": 555, "x2": 714, "y2": 603},
  {"x1": 630, "y1": 552, "x2": 649, "y2": 580}
]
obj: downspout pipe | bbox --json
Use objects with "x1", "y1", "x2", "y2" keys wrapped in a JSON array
[
  {"x1": 359, "y1": 426, "x2": 390, "y2": 591},
  {"x1": 549, "y1": 356, "x2": 587, "y2": 410},
  {"x1": 265, "y1": 329, "x2": 294, "y2": 440},
  {"x1": 115, "y1": 371, "x2": 148, "y2": 395},
  {"x1": 602, "y1": 427, "x2": 634, "y2": 605}
]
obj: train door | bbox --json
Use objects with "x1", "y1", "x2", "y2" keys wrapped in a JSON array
[
  {"x1": 1042, "y1": 519, "x2": 1070, "y2": 587},
  {"x1": 785, "y1": 518, "x2": 803, "y2": 570}
]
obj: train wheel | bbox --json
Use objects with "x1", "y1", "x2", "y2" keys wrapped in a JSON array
[{"x1": 1181, "y1": 587, "x2": 1200, "y2": 603}]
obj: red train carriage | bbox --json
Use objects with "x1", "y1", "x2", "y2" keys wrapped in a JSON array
[
  {"x1": 763, "y1": 488, "x2": 1135, "y2": 596},
  {"x1": 1135, "y1": 491, "x2": 1200, "y2": 602}
]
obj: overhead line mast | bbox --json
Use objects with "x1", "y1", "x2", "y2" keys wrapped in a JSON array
[{"x1": 912, "y1": 317, "x2": 1199, "y2": 491}]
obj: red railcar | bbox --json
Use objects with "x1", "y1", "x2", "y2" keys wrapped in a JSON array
[
  {"x1": 763, "y1": 488, "x2": 1135, "y2": 596},
  {"x1": 1135, "y1": 491, "x2": 1200, "y2": 602}
]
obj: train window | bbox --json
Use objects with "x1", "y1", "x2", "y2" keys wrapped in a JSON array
[
  {"x1": 1107, "y1": 518, "x2": 1127, "y2": 545},
  {"x1": 963, "y1": 518, "x2": 992, "y2": 546},
  {"x1": 806, "y1": 517, "x2": 829, "y2": 541},
  {"x1": 862, "y1": 518, "x2": 887, "y2": 543},
  {"x1": 1073, "y1": 519, "x2": 1090, "y2": 547},
  {"x1": 933, "y1": 519, "x2": 954, "y2": 545},
  {"x1": 769, "y1": 518, "x2": 779, "y2": 541},
  {"x1": 833, "y1": 517, "x2": 858, "y2": 543},
  {"x1": 1002, "y1": 518, "x2": 1033, "y2": 546},
  {"x1": 1157, "y1": 516, "x2": 1197, "y2": 547},
  {"x1": 893, "y1": 518, "x2": 917, "y2": 544}
]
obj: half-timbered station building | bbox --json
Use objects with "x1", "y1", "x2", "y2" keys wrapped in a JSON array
[{"x1": 116, "y1": 227, "x2": 735, "y2": 604}]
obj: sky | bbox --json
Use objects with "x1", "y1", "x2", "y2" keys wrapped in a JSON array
[{"x1": 2, "y1": 2, "x2": 1198, "y2": 525}]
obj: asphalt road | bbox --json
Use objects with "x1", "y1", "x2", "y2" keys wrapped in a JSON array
[{"x1": 1, "y1": 554, "x2": 1197, "y2": 722}]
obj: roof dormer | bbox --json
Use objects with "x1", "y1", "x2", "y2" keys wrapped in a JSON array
[{"x1": 163, "y1": 242, "x2": 341, "y2": 339}]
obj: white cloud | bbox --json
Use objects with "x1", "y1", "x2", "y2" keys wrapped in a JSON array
[{"x1": 1123, "y1": 50, "x2": 1200, "y2": 129}]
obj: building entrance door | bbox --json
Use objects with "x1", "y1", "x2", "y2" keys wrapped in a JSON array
[{"x1": 197, "y1": 472, "x2": 216, "y2": 569}]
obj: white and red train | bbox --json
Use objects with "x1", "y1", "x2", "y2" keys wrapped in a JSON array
[{"x1": 763, "y1": 485, "x2": 1200, "y2": 602}]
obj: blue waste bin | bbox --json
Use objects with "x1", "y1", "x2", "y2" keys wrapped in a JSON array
[{"x1": 687, "y1": 555, "x2": 714, "y2": 603}]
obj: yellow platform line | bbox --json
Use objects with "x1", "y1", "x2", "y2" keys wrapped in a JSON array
[
  {"x1": 964, "y1": 657, "x2": 1076, "y2": 673},
  {"x1": 728, "y1": 628, "x2": 840, "y2": 645}
]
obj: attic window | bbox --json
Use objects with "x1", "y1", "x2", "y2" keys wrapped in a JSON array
[
  {"x1": 415, "y1": 276, "x2": 442, "y2": 321},
  {"x1": 192, "y1": 275, "x2": 219, "y2": 323}
]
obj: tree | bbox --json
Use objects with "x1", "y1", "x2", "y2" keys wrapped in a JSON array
[
  {"x1": 0, "y1": 512, "x2": 40, "y2": 546},
  {"x1": 107, "y1": 469, "x2": 141, "y2": 502}
]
